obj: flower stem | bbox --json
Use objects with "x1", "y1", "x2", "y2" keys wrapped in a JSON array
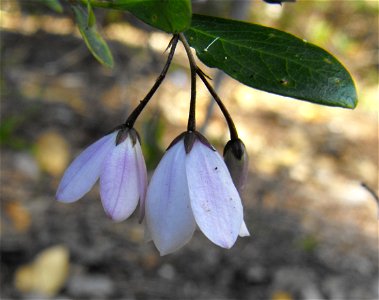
[
  {"x1": 196, "y1": 68, "x2": 239, "y2": 141},
  {"x1": 178, "y1": 33, "x2": 197, "y2": 132},
  {"x1": 124, "y1": 34, "x2": 179, "y2": 128}
]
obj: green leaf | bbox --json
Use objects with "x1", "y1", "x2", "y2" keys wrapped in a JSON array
[
  {"x1": 0, "y1": 116, "x2": 29, "y2": 150},
  {"x1": 72, "y1": 4, "x2": 114, "y2": 68},
  {"x1": 185, "y1": 14, "x2": 357, "y2": 108},
  {"x1": 87, "y1": 1, "x2": 96, "y2": 28},
  {"x1": 40, "y1": 0, "x2": 63, "y2": 13},
  {"x1": 88, "y1": 0, "x2": 192, "y2": 33}
]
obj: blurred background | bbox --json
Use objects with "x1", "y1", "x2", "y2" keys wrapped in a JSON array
[{"x1": 1, "y1": 0, "x2": 378, "y2": 299}]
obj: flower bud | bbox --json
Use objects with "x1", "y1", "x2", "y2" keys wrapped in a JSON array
[{"x1": 223, "y1": 139, "x2": 249, "y2": 193}]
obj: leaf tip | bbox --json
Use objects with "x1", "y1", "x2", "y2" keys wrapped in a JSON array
[
  {"x1": 103, "y1": 57, "x2": 114, "y2": 69},
  {"x1": 346, "y1": 96, "x2": 358, "y2": 109},
  {"x1": 343, "y1": 84, "x2": 358, "y2": 109}
]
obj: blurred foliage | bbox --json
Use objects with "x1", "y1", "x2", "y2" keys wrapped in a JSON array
[
  {"x1": 40, "y1": 0, "x2": 63, "y2": 13},
  {"x1": 0, "y1": 116, "x2": 29, "y2": 150},
  {"x1": 297, "y1": 235, "x2": 319, "y2": 253},
  {"x1": 141, "y1": 113, "x2": 165, "y2": 169}
]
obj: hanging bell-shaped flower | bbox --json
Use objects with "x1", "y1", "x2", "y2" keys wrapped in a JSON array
[
  {"x1": 56, "y1": 127, "x2": 147, "y2": 222},
  {"x1": 145, "y1": 131, "x2": 249, "y2": 255}
]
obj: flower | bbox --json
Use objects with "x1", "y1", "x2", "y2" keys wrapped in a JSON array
[
  {"x1": 56, "y1": 128, "x2": 147, "y2": 222},
  {"x1": 145, "y1": 131, "x2": 249, "y2": 255},
  {"x1": 223, "y1": 138, "x2": 249, "y2": 193}
]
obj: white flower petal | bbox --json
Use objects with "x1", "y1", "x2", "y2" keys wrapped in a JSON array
[
  {"x1": 146, "y1": 141, "x2": 196, "y2": 256},
  {"x1": 239, "y1": 221, "x2": 250, "y2": 237},
  {"x1": 186, "y1": 140, "x2": 243, "y2": 249},
  {"x1": 56, "y1": 132, "x2": 116, "y2": 203},
  {"x1": 100, "y1": 136, "x2": 139, "y2": 221},
  {"x1": 134, "y1": 140, "x2": 148, "y2": 222}
]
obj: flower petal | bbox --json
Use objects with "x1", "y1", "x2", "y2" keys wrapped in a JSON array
[
  {"x1": 186, "y1": 140, "x2": 243, "y2": 248},
  {"x1": 56, "y1": 132, "x2": 116, "y2": 203},
  {"x1": 100, "y1": 136, "x2": 139, "y2": 221},
  {"x1": 239, "y1": 221, "x2": 250, "y2": 237},
  {"x1": 134, "y1": 140, "x2": 148, "y2": 222},
  {"x1": 146, "y1": 141, "x2": 196, "y2": 255}
]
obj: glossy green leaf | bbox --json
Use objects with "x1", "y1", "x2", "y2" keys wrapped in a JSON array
[
  {"x1": 185, "y1": 14, "x2": 357, "y2": 108},
  {"x1": 41, "y1": 0, "x2": 63, "y2": 13},
  {"x1": 72, "y1": 4, "x2": 114, "y2": 68},
  {"x1": 88, "y1": 0, "x2": 191, "y2": 33}
]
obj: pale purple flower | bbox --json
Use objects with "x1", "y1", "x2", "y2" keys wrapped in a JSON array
[
  {"x1": 56, "y1": 128, "x2": 147, "y2": 222},
  {"x1": 145, "y1": 132, "x2": 249, "y2": 255}
]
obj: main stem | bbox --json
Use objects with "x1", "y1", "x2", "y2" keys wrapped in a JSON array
[
  {"x1": 179, "y1": 33, "x2": 197, "y2": 132},
  {"x1": 124, "y1": 34, "x2": 179, "y2": 128},
  {"x1": 197, "y1": 69, "x2": 239, "y2": 141}
]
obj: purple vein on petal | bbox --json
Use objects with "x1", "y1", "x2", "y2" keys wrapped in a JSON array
[
  {"x1": 100, "y1": 136, "x2": 139, "y2": 221},
  {"x1": 109, "y1": 142, "x2": 128, "y2": 216}
]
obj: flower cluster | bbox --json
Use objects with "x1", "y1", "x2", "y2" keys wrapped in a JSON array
[
  {"x1": 56, "y1": 33, "x2": 250, "y2": 255},
  {"x1": 145, "y1": 131, "x2": 249, "y2": 255},
  {"x1": 57, "y1": 129, "x2": 249, "y2": 255}
]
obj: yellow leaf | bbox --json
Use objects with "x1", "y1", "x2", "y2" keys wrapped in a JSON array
[
  {"x1": 14, "y1": 245, "x2": 69, "y2": 297},
  {"x1": 4, "y1": 201, "x2": 31, "y2": 232},
  {"x1": 35, "y1": 131, "x2": 70, "y2": 176},
  {"x1": 271, "y1": 291, "x2": 294, "y2": 300}
]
